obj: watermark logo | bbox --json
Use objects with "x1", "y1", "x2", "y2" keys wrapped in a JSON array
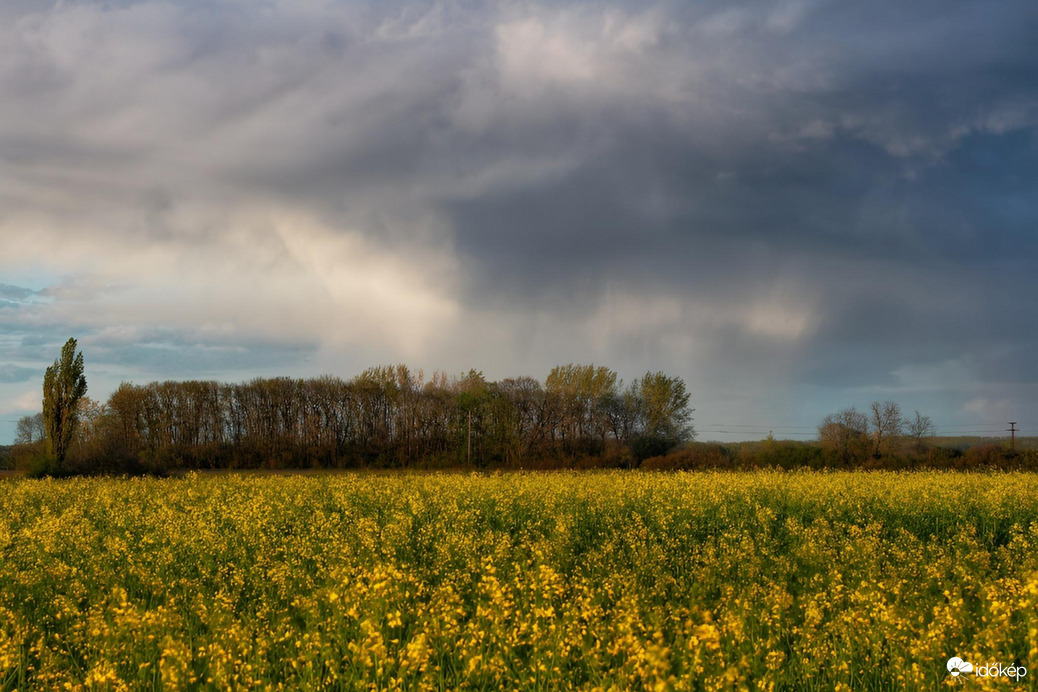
[{"x1": 947, "y1": 656, "x2": 1027, "y2": 682}]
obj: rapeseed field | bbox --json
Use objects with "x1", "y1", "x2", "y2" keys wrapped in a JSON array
[{"x1": 1, "y1": 471, "x2": 1036, "y2": 690}]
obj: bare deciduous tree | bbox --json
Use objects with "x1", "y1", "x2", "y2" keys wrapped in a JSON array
[
  {"x1": 14, "y1": 412, "x2": 45, "y2": 445},
  {"x1": 906, "y1": 410, "x2": 936, "y2": 450},
  {"x1": 869, "y1": 400, "x2": 903, "y2": 457},
  {"x1": 819, "y1": 407, "x2": 870, "y2": 465}
]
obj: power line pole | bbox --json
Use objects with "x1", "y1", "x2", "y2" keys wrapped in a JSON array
[{"x1": 1007, "y1": 421, "x2": 1018, "y2": 451}]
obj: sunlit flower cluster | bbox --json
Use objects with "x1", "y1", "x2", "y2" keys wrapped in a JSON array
[{"x1": 1, "y1": 471, "x2": 1037, "y2": 689}]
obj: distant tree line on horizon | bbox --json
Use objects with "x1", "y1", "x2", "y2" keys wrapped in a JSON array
[
  {"x1": 10, "y1": 389, "x2": 1032, "y2": 473},
  {"x1": 642, "y1": 400, "x2": 1036, "y2": 471},
  {"x1": 11, "y1": 361, "x2": 694, "y2": 474},
  {"x1": 5, "y1": 339, "x2": 1032, "y2": 474}
]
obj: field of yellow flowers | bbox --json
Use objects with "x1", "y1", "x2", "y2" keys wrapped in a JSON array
[{"x1": 1, "y1": 471, "x2": 1037, "y2": 691}]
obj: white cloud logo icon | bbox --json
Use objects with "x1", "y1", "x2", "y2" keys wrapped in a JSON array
[{"x1": 947, "y1": 657, "x2": 974, "y2": 676}]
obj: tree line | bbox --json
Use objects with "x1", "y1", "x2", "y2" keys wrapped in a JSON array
[
  {"x1": 818, "y1": 401, "x2": 937, "y2": 463},
  {"x1": 641, "y1": 400, "x2": 1035, "y2": 471},
  {"x1": 12, "y1": 341, "x2": 694, "y2": 474},
  {"x1": 10, "y1": 340, "x2": 1027, "y2": 474}
]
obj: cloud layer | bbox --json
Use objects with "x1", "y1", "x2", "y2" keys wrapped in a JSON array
[{"x1": 2, "y1": 0, "x2": 1037, "y2": 442}]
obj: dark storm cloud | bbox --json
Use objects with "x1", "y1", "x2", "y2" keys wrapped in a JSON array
[
  {"x1": 1, "y1": 0, "x2": 1036, "y2": 439},
  {"x1": 435, "y1": 0, "x2": 1038, "y2": 400}
]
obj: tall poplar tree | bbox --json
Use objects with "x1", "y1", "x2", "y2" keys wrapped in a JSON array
[{"x1": 42, "y1": 338, "x2": 88, "y2": 472}]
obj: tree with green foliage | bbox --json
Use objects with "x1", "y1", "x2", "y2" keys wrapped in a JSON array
[
  {"x1": 545, "y1": 364, "x2": 620, "y2": 456},
  {"x1": 628, "y1": 371, "x2": 694, "y2": 461},
  {"x1": 454, "y1": 369, "x2": 491, "y2": 466},
  {"x1": 42, "y1": 338, "x2": 88, "y2": 473}
]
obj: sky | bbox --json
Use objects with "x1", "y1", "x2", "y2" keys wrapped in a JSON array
[{"x1": 1, "y1": 0, "x2": 1036, "y2": 444}]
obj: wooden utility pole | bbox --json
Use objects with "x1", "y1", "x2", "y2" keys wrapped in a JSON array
[
  {"x1": 467, "y1": 409, "x2": 472, "y2": 466},
  {"x1": 1008, "y1": 421, "x2": 1018, "y2": 451}
]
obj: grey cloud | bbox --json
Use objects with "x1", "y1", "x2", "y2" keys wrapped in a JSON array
[
  {"x1": 85, "y1": 341, "x2": 315, "y2": 379},
  {"x1": 0, "y1": 284, "x2": 46, "y2": 310},
  {"x1": 0, "y1": 284, "x2": 35, "y2": 300},
  {"x1": 20, "y1": 334, "x2": 50, "y2": 347},
  {"x1": 0, "y1": 316, "x2": 315, "y2": 381},
  {"x1": 78, "y1": 326, "x2": 318, "y2": 379},
  {"x1": 0, "y1": 364, "x2": 37, "y2": 384}
]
